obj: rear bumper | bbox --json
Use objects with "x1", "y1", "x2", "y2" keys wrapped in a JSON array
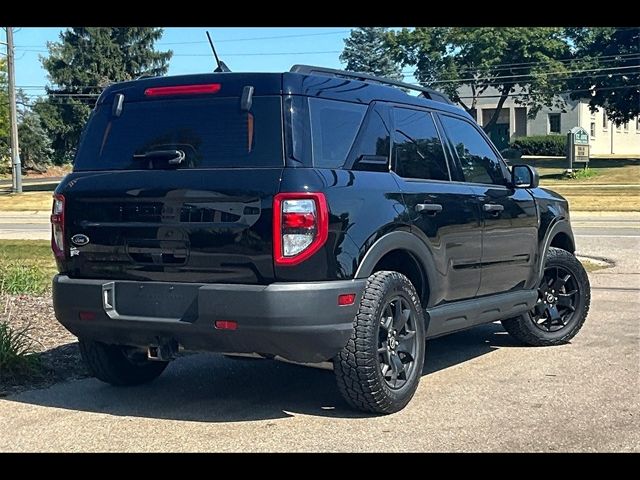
[{"x1": 52, "y1": 275, "x2": 365, "y2": 363}]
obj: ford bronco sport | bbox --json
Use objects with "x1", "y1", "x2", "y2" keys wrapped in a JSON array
[{"x1": 52, "y1": 65, "x2": 591, "y2": 414}]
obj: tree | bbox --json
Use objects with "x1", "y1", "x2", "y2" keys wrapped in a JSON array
[
  {"x1": 388, "y1": 27, "x2": 571, "y2": 133},
  {"x1": 566, "y1": 27, "x2": 640, "y2": 125},
  {"x1": 38, "y1": 28, "x2": 172, "y2": 163},
  {"x1": 18, "y1": 111, "x2": 53, "y2": 172},
  {"x1": 340, "y1": 28, "x2": 403, "y2": 80}
]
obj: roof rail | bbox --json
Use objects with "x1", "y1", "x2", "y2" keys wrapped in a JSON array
[{"x1": 290, "y1": 64, "x2": 452, "y2": 105}]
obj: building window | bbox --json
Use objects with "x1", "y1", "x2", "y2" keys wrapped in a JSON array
[
  {"x1": 603, "y1": 112, "x2": 608, "y2": 131},
  {"x1": 623, "y1": 122, "x2": 629, "y2": 132},
  {"x1": 548, "y1": 113, "x2": 561, "y2": 134},
  {"x1": 590, "y1": 122, "x2": 596, "y2": 138},
  {"x1": 636, "y1": 117, "x2": 640, "y2": 133}
]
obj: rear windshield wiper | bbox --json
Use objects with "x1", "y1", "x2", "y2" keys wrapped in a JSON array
[{"x1": 133, "y1": 150, "x2": 186, "y2": 165}]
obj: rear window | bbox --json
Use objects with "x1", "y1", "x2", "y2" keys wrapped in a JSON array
[{"x1": 74, "y1": 96, "x2": 283, "y2": 170}]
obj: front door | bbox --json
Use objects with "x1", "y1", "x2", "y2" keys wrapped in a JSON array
[
  {"x1": 391, "y1": 106, "x2": 482, "y2": 306},
  {"x1": 489, "y1": 123, "x2": 510, "y2": 151},
  {"x1": 438, "y1": 114, "x2": 538, "y2": 296}
]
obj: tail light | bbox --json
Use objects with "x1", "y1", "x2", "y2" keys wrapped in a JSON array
[
  {"x1": 51, "y1": 194, "x2": 65, "y2": 258},
  {"x1": 273, "y1": 192, "x2": 328, "y2": 266}
]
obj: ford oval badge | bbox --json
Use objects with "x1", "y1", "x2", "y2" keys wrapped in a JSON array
[{"x1": 71, "y1": 234, "x2": 90, "y2": 246}]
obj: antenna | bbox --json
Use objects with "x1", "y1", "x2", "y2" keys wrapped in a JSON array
[{"x1": 206, "y1": 31, "x2": 231, "y2": 73}]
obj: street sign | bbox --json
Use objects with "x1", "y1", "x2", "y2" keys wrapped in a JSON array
[{"x1": 566, "y1": 126, "x2": 590, "y2": 170}]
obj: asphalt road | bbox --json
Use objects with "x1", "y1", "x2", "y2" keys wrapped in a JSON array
[{"x1": 0, "y1": 213, "x2": 638, "y2": 452}]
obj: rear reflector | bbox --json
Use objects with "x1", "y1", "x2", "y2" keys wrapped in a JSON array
[
  {"x1": 215, "y1": 320, "x2": 238, "y2": 331},
  {"x1": 144, "y1": 83, "x2": 222, "y2": 97},
  {"x1": 78, "y1": 311, "x2": 96, "y2": 321},
  {"x1": 338, "y1": 293, "x2": 356, "y2": 306}
]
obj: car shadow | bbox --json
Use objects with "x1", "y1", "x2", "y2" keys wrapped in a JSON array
[{"x1": 5, "y1": 322, "x2": 522, "y2": 422}]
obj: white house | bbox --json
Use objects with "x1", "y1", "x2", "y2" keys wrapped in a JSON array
[{"x1": 458, "y1": 85, "x2": 639, "y2": 156}]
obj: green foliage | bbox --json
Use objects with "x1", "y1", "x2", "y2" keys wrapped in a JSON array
[
  {"x1": 0, "y1": 240, "x2": 56, "y2": 295},
  {"x1": 340, "y1": 28, "x2": 403, "y2": 80},
  {"x1": 0, "y1": 58, "x2": 9, "y2": 164},
  {"x1": 0, "y1": 320, "x2": 40, "y2": 380},
  {"x1": 0, "y1": 263, "x2": 49, "y2": 295},
  {"x1": 38, "y1": 28, "x2": 173, "y2": 164},
  {"x1": 18, "y1": 111, "x2": 54, "y2": 169},
  {"x1": 567, "y1": 167, "x2": 598, "y2": 180},
  {"x1": 566, "y1": 27, "x2": 640, "y2": 125},
  {"x1": 387, "y1": 28, "x2": 571, "y2": 133},
  {"x1": 510, "y1": 135, "x2": 567, "y2": 156}
]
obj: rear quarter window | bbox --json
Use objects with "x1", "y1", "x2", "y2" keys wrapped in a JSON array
[
  {"x1": 74, "y1": 96, "x2": 283, "y2": 170},
  {"x1": 309, "y1": 98, "x2": 366, "y2": 169}
]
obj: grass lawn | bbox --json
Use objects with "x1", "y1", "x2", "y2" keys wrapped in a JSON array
[
  {"x1": 0, "y1": 192, "x2": 53, "y2": 212},
  {"x1": 518, "y1": 158, "x2": 640, "y2": 211},
  {"x1": 521, "y1": 157, "x2": 640, "y2": 185},
  {"x1": 0, "y1": 240, "x2": 56, "y2": 294}
]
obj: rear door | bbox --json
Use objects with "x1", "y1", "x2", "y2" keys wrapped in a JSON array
[
  {"x1": 59, "y1": 88, "x2": 284, "y2": 284},
  {"x1": 438, "y1": 114, "x2": 538, "y2": 296},
  {"x1": 390, "y1": 106, "x2": 482, "y2": 305}
]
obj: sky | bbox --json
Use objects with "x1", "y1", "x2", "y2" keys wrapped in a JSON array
[{"x1": 2, "y1": 27, "x2": 399, "y2": 101}]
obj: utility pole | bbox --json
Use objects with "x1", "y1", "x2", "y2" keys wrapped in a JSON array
[{"x1": 6, "y1": 27, "x2": 22, "y2": 193}]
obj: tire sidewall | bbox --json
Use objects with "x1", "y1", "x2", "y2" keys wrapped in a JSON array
[
  {"x1": 525, "y1": 249, "x2": 589, "y2": 342},
  {"x1": 370, "y1": 274, "x2": 426, "y2": 405}
]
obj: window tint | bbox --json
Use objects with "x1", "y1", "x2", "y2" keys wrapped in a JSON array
[
  {"x1": 75, "y1": 96, "x2": 283, "y2": 170},
  {"x1": 309, "y1": 98, "x2": 366, "y2": 168},
  {"x1": 351, "y1": 106, "x2": 391, "y2": 171},
  {"x1": 440, "y1": 115, "x2": 505, "y2": 185},
  {"x1": 393, "y1": 108, "x2": 449, "y2": 181}
]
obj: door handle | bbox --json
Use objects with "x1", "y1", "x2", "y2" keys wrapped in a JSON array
[
  {"x1": 483, "y1": 203, "x2": 505, "y2": 213},
  {"x1": 416, "y1": 203, "x2": 443, "y2": 215}
]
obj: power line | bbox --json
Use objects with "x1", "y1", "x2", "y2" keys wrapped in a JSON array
[
  {"x1": 13, "y1": 29, "x2": 351, "y2": 49},
  {"x1": 157, "y1": 30, "x2": 350, "y2": 45},
  {"x1": 428, "y1": 64, "x2": 640, "y2": 84},
  {"x1": 457, "y1": 84, "x2": 640, "y2": 99},
  {"x1": 16, "y1": 70, "x2": 639, "y2": 97},
  {"x1": 172, "y1": 50, "x2": 341, "y2": 57},
  {"x1": 400, "y1": 53, "x2": 640, "y2": 75}
]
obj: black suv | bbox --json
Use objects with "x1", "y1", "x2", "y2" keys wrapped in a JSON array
[{"x1": 52, "y1": 65, "x2": 590, "y2": 414}]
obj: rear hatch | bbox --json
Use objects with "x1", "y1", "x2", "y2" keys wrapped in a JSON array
[{"x1": 56, "y1": 74, "x2": 284, "y2": 284}]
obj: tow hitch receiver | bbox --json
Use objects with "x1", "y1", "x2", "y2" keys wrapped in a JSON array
[{"x1": 147, "y1": 340, "x2": 178, "y2": 362}]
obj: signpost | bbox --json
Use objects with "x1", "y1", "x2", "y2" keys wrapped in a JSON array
[{"x1": 566, "y1": 126, "x2": 590, "y2": 173}]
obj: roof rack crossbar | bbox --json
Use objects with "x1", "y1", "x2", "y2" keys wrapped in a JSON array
[{"x1": 290, "y1": 64, "x2": 451, "y2": 104}]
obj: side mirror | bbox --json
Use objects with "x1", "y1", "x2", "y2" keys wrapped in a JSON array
[{"x1": 511, "y1": 164, "x2": 539, "y2": 189}]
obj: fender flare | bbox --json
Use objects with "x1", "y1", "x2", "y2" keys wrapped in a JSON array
[
  {"x1": 354, "y1": 231, "x2": 436, "y2": 299},
  {"x1": 538, "y1": 220, "x2": 575, "y2": 279}
]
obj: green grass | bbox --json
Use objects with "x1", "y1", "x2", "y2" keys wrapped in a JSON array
[
  {"x1": 570, "y1": 167, "x2": 599, "y2": 181},
  {"x1": 519, "y1": 157, "x2": 640, "y2": 185},
  {"x1": 0, "y1": 320, "x2": 41, "y2": 381},
  {"x1": 0, "y1": 240, "x2": 56, "y2": 295}
]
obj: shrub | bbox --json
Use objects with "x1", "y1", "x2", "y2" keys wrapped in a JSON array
[
  {"x1": 510, "y1": 135, "x2": 567, "y2": 156},
  {"x1": 0, "y1": 320, "x2": 40, "y2": 380}
]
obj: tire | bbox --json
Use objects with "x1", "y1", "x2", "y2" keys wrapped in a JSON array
[
  {"x1": 79, "y1": 339, "x2": 168, "y2": 386},
  {"x1": 501, "y1": 247, "x2": 591, "y2": 346},
  {"x1": 334, "y1": 271, "x2": 426, "y2": 414}
]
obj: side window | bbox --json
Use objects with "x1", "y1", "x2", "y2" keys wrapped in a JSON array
[
  {"x1": 309, "y1": 98, "x2": 367, "y2": 168},
  {"x1": 393, "y1": 108, "x2": 450, "y2": 181},
  {"x1": 440, "y1": 115, "x2": 506, "y2": 185},
  {"x1": 350, "y1": 105, "x2": 391, "y2": 172}
]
